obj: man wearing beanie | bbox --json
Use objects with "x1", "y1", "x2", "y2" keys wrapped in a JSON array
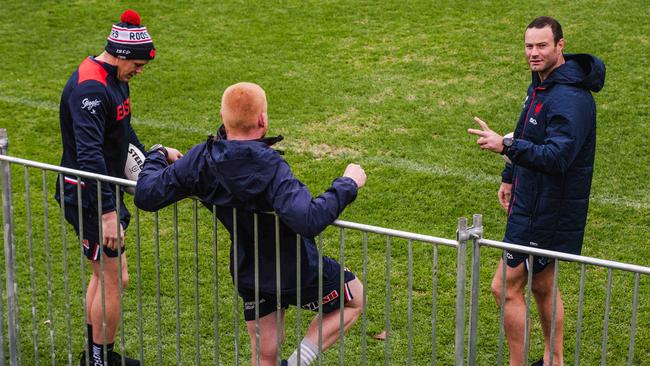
[{"x1": 55, "y1": 9, "x2": 180, "y2": 366}]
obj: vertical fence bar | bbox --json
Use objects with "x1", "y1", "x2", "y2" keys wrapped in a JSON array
[
  {"x1": 114, "y1": 185, "x2": 125, "y2": 366},
  {"x1": 601, "y1": 268, "x2": 613, "y2": 366},
  {"x1": 275, "y1": 215, "x2": 282, "y2": 366},
  {"x1": 76, "y1": 178, "x2": 89, "y2": 366},
  {"x1": 431, "y1": 243, "x2": 438, "y2": 365},
  {"x1": 318, "y1": 233, "x2": 324, "y2": 366},
  {"x1": 97, "y1": 181, "x2": 108, "y2": 366},
  {"x1": 361, "y1": 232, "x2": 368, "y2": 366},
  {"x1": 233, "y1": 208, "x2": 240, "y2": 366},
  {"x1": 574, "y1": 263, "x2": 586, "y2": 366},
  {"x1": 59, "y1": 175, "x2": 73, "y2": 365},
  {"x1": 174, "y1": 202, "x2": 181, "y2": 365},
  {"x1": 454, "y1": 217, "x2": 468, "y2": 366},
  {"x1": 254, "y1": 213, "x2": 260, "y2": 366},
  {"x1": 212, "y1": 206, "x2": 219, "y2": 366},
  {"x1": 384, "y1": 235, "x2": 391, "y2": 366},
  {"x1": 522, "y1": 254, "x2": 533, "y2": 365},
  {"x1": 407, "y1": 239, "x2": 413, "y2": 366},
  {"x1": 193, "y1": 200, "x2": 201, "y2": 366},
  {"x1": 497, "y1": 250, "x2": 507, "y2": 366},
  {"x1": 135, "y1": 208, "x2": 144, "y2": 364},
  {"x1": 0, "y1": 130, "x2": 8, "y2": 364},
  {"x1": 0, "y1": 128, "x2": 19, "y2": 366},
  {"x1": 467, "y1": 215, "x2": 481, "y2": 366},
  {"x1": 548, "y1": 259, "x2": 560, "y2": 366},
  {"x1": 43, "y1": 170, "x2": 55, "y2": 365},
  {"x1": 338, "y1": 228, "x2": 345, "y2": 366},
  {"x1": 297, "y1": 233, "x2": 303, "y2": 366},
  {"x1": 25, "y1": 166, "x2": 39, "y2": 365},
  {"x1": 154, "y1": 211, "x2": 163, "y2": 366},
  {"x1": 627, "y1": 273, "x2": 640, "y2": 366}
]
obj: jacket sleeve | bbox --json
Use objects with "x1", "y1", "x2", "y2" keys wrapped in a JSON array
[
  {"x1": 505, "y1": 96, "x2": 594, "y2": 175},
  {"x1": 134, "y1": 145, "x2": 200, "y2": 211},
  {"x1": 68, "y1": 84, "x2": 116, "y2": 213},
  {"x1": 501, "y1": 163, "x2": 513, "y2": 183},
  {"x1": 265, "y1": 160, "x2": 358, "y2": 238},
  {"x1": 127, "y1": 123, "x2": 145, "y2": 153}
]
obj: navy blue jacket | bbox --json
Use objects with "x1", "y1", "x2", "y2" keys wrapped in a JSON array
[
  {"x1": 134, "y1": 137, "x2": 358, "y2": 293},
  {"x1": 502, "y1": 54, "x2": 605, "y2": 254},
  {"x1": 56, "y1": 57, "x2": 144, "y2": 212}
]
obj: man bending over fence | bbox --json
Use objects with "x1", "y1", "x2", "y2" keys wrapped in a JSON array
[{"x1": 134, "y1": 82, "x2": 366, "y2": 366}]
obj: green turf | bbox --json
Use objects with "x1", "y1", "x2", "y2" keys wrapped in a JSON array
[{"x1": 1, "y1": 0, "x2": 649, "y2": 365}]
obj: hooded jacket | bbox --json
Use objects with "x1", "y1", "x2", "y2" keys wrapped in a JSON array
[
  {"x1": 134, "y1": 137, "x2": 358, "y2": 293},
  {"x1": 56, "y1": 57, "x2": 145, "y2": 212},
  {"x1": 502, "y1": 53, "x2": 606, "y2": 254}
]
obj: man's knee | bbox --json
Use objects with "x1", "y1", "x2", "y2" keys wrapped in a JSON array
[
  {"x1": 345, "y1": 278, "x2": 364, "y2": 317},
  {"x1": 490, "y1": 275, "x2": 504, "y2": 303}
]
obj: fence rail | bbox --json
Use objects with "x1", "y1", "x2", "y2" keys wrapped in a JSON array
[{"x1": 1, "y1": 129, "x2": 648, "y2": 365}]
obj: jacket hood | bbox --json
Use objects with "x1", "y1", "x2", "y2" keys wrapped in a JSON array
[
  {"x1": 536, "y1": 53, "x2": 606, "y2": 92},
  {"x1": 206, "y1": 139, "x2": 282, "y2": 202}
]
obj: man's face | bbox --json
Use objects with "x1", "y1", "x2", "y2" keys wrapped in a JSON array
[
  {"x1": 524, "y1": 26, "x2": 564, "y2": 75},
  {"x1": 116, "y1": 59, "x2": 148, "y2": 82}
]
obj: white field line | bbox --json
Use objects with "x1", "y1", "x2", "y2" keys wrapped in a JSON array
[{"x1": 2, "y1": 94, "x2": 648, "y2": 210}]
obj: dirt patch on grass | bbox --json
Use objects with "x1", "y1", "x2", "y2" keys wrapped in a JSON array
[{"x1": 281, "y1": 139, "x2": 360, "y2": 159}]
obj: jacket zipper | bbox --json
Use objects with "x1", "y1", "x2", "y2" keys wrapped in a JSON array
[{"x1": 519, "y1": 87, "x2": 545, "y2": 138}]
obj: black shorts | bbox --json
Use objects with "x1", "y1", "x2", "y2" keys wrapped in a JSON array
[
  {"x1": 506, "y1": 250, "x2": 550, "y2": 274},
  {"x1": 239, "y1": 256, "x2": 356, "y2": 321},
  {"x1": 63, "y1": 204, "x2": 130, "y2": 261}
]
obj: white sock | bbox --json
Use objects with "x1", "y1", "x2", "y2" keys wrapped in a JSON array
[{"x1": 287, "y1": 338, "x2": 319, "y2": 366}]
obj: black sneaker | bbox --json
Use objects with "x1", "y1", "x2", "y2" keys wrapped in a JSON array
[
  {"x1": 531, "y1": 357, "x2": 544, "y2": 366},
  {"x1": 109, "y1": 351, "x2": 141, "y2": 366}
]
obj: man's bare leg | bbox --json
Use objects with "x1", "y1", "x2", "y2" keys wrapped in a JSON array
[
  {"x1": 303, "y1": 278, "x2": 363, "y2": 350},
  {"x1": 532, "y1": 262, "x2": 564, "y2": 366},
  {"x1": 491, "y1": 259, "x2": 530, "y2": 366},
  {"x1": 246, "y1": 310, "x2": 285, "y2": 366},
  {"x1": 90, "y1": 253, "x2": 129, "y2": 345}
]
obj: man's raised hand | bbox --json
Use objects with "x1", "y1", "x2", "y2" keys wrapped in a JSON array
[{"x1": 467, "y1": 116, "x2": 505, "y2": 153}]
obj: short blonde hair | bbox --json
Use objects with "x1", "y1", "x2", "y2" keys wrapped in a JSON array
[{"x1": 220, "y1": 82, "x2": 267, "y2": 132}]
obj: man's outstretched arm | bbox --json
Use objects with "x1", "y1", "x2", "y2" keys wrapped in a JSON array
[
  {"x1": 134, "y1": 145, "x2": 192, "y2": 212},
  {"x1": 266, "y1": 162, "x2": 366, "y2": 238}
]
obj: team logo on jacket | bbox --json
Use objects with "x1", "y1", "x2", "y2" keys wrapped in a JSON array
[
  {"x1": 116, "y1": 97, "x2": 131, "y2": 121},
  {"x1": 81, "y1": 98, "x2": 101, "y2": 115}
]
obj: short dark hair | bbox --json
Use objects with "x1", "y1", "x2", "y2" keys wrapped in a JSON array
[{"x1": 527, "y1": 16, "x2": 563, "y2": 44}]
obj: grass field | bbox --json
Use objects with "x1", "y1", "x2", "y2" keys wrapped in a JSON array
[{"x1": 1, "y1": 0, "x2": 649, "y2": 365}]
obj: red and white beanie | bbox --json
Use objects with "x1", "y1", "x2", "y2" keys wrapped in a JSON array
[{"x1": 105, "y1": 9, "x2": 156, "y2": 60}]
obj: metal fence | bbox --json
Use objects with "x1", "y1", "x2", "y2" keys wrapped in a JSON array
[{"x1": 1, "y1": 129, "x2": 648, "y2": 365}]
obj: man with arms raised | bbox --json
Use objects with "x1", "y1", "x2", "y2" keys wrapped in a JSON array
[
  {"x1": 56, "y1": 9, "x2": 181, "y2": 366},
  {"x1": 468, "y1": 16, "x2": 605, "y2": 366},
  {"x1": 135, "y1": 82, "x2": 366, "y2": 366}
]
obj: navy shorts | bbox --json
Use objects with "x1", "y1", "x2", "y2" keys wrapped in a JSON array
[
  {"x1": 63, "y1": 205, "x2": 130, "y2": 261},
  {"x1": 239, "y1": 256, "x2": 356, "y2": 321}
]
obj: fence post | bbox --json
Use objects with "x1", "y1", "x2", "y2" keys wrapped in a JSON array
[
  {"x1": 454, "y1": 217, "x2": 468, "y2": 366},
  {"x1": 0, "y1": 128, "x2": 19, "y2": 366},
  {"x1": 467, "y1": 214, "x2": 483, "y2": 365}
]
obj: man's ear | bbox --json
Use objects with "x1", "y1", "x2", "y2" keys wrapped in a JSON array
[
  {"x1": 557, "y1": 38, "x2": 565, "y2": 53},
  {"x1": 258, "y1": 112, "x2": 268, "y2": 128}
]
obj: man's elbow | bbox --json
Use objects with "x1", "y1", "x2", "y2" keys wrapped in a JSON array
[
  {"x1": 133, "y1": 180, "x2": 158, "y2": 212},
  {"x1": 133, "y1": 190, "x2": 155, "y2": 211}
]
